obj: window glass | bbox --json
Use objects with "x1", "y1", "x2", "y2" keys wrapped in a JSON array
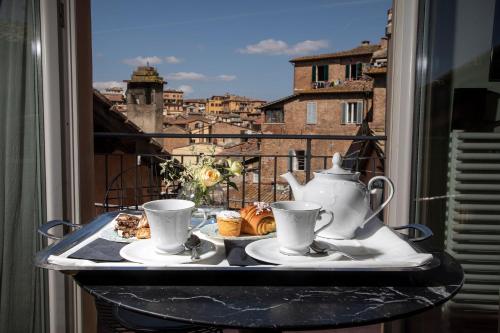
[
  {"x1": 306, "y1": 102, "x2": 317, "y2": 124},
  {"x1": 411, "y1": 0, "x2": 500, "y2": 330},
  {"x1": 265, "y1": 109, "x2": 284, "y2": 123}
]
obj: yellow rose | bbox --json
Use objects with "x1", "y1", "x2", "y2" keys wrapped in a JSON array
[
  {"x1": 200, "y1": 167, "x2": 222, "y2": 187},
  {"x1": 227, "y1": 160, "x2": 244, "y2": 176}
]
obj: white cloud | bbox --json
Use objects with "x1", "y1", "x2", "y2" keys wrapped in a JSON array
[
  {"x1": 177, "y1": 85, "x2": 193, "y2": 95},
  {"x1": 93, "y1": 81, "x2": 126, "y2": 91},
  {"x1": 238, "y1": 39, "x2": 329, "y2": 55},
  {"x1": 168, "y1": 72, "x2": 207, "y2": 81},
  {"x1": 165, "y1": 56, "x2": 182, "y2": 64},
  {"x1": 238, "y1": 39, "x2": 288, "y2": 55},
  {"x1": 123, "y1": 56, "x2": 162, "y2": 66},
  {"x1": 287, "y1": 40, "x2": 330, "y2": 55},
  {"x1": 216, "y1": 74, "x2": 237, "y2": 81}
]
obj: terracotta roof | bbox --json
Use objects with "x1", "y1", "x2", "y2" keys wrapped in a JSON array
[
  {"x1": 290, "y1": 44, "x2": 380, "y2": 63},
  {"x1": 260, "y1": 80, "x2": 373, "y2": 109},
  {"x1": 163, "y1": 124, "x2": 189, "y2": 133},
  {"x1": 218, "y1": 140, "x2": 260, "y2": 155},
  {"x1": 259, "y1": 94, "x2": 298, "y2": 109},
  {"x1": 363, "y1": 67, "x2": 387, "y2": 75},
  {"x1": 372, "y1": 48, "x2": 387, "y2": 59},
  {"x1": 163, "y1": 114, "x2": 211, "y2": 125},
  {"x1": 184, "y1": 98, "x2": 207, "y2": 104},
  {"x1": 300, "y1": 80, "x2": 373, "y2": 94},
  {"x1": 102, "y1": 93, "x2": 125, "y2": 103},
  {"x1": 227, "y1": 184, "x2": 290, "y2": 209}
]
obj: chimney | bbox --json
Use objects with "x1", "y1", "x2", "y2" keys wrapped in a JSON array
[
  {"x1": 361, "y1": 40, "x2": 370, "y2": 46},
  {"x1": 380, "y1": 37, "x2": 388, "y2": 49}
]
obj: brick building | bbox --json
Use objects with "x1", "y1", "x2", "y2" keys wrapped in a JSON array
[
  {"x1": 163, "y1": 89, "x2": 184, "y2": 115},
  {"x1": 184, "y1": 98, "x2": 206, "y2": 113},
  {"x1": 101, "y1": 87, "x2": 127, "y2": 113},
  {"x1": 162, "y1": 114, "x2": 212, "y2": 152},
  {"x1": 260, "y1": 38, "x2": 388, "y2": 184},
  {"x1": 205, "y1": 94, "x2": 265, "y2": 115}
]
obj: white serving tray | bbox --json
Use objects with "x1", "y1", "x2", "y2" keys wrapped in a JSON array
[{"x1": 36, "y1": 210, "x2": 435, "y2": 271}]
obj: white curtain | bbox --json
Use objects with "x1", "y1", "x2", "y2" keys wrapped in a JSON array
[{"x1": 0, "y1": 0, "x2": 46, "y2": 332}]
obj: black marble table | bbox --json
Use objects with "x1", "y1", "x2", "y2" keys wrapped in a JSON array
[{"x1": 75, "y1": 251, "x2": 463, "y2": 330}]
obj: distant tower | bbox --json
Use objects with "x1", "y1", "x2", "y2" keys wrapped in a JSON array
[{"x1": 124, "y1": 66, "x2": 165, "y2": 133}]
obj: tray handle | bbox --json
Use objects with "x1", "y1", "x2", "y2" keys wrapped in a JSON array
[
  {"x1": 393, "y1": 223, "x2": 433, "y2": 242},
  {"x1": 38, "y1": 220, "x2": 82, "y2": 240}
]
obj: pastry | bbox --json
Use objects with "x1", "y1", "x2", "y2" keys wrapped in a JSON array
[
  {"x1": 136, "y1": 227, "x2": 151, "y2": 239},
  {"x1": 239, "y1": 202, "x2": 276, "y2": 235},
  {"x1": 137, "y1": 212, "x2": 149, "y2": 229},
  {"x1": 216, "y1": 210, "x2": 242, "y2": 236},
  {"x1": 114, "y1": 213, "x2": 141, "y2": 238}
]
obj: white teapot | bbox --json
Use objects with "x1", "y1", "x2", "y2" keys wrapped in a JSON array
[{"x1": 281, "y1": 153, "x2": 394, "y2": 239}]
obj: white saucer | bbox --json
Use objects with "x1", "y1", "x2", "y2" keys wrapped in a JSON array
[
  {"x1": 199, "y1": 224, "x2": 276, "y2": 241},
  {"x1": 120, "y1": 239, "x2": 217, "y2": 265},
  {"x1": 245, "y1": 238, "x2": 344, "y2": 265}
]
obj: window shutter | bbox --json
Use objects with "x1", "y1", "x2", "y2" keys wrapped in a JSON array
[
  {"x1": 356, "y1": 101, "x2": 363, "y2": 124},
  {"x1": 341, "y1": 102, "x2": 347, "y2": 124},
  {"x1": 323, "y1": 65, "x2": 329, "y2": 81},
  {"x1": 356, "y1": 63, "x2": 362, "y2": 79},
  {"x1": 445, "y1": 131, "x2": 500, "y2": 313},
  {"x1": 312, "y1": 65, "x2": 317, "y2": 82},
  {"x1": 345, "y1": 65, "x2": 350, "y2": 80},
  {"x1": 307, "y1": 102, "x2": 317, "y2": 124}
]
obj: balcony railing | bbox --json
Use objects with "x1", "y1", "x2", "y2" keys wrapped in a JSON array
[{"x1": 94, "y1": 132, "x2": 386, "y2": 212}]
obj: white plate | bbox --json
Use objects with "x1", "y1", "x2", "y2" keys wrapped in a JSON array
[
  {"x1": 245, "y1": 238, "x2": 344, "y2": 265},
  {"x1": 100, "y1": 215, "x2": 207, "y2": 243},
  {"x1": 100, "y1": 227, "x2": 137, "y2": 243},
  {"x1": 120, "y1": 239, "x2": 217, "y2": 265},
  {"x1": 199, "y1": 223, "x2": 276, "y2": 241}
]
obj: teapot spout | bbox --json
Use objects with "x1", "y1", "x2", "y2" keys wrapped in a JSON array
[{"x1": 280, "y1": 172, "x2": 304, "y2": 201}]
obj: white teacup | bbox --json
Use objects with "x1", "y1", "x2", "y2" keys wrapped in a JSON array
[
  {"x1": 271, "y1": 201, "x2": 334, "y2": 256},
  {"x1": 142, "y1": 199, "x2": 208, "y2": 254}
]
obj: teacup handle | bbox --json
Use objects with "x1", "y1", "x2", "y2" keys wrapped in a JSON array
[
  {"x1": 314, "y1": 209, "x2": 334, "y2": 235},
  {"x1": 363, "y1": 176, "x2": 395, "y2": 225},
  {"x1": 188, "y1": 208, "x2": 208, "y2": 235}
]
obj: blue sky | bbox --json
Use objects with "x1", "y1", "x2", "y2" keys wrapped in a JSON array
[{"x1": 92, "y1": 0, "x2": 391, "y2": 101}]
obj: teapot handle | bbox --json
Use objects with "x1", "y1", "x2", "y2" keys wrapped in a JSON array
[{"x1": 363, "y1": 176, "x2": 395, "y2": 225}]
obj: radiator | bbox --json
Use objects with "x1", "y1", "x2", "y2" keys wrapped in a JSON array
[{"x1": 445, "y1": 131, "x2": 500, "y2": 314}]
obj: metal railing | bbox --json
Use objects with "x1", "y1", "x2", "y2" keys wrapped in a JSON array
[{"x1": 94, "y1": 132, "x2": 386, "y2": 212}]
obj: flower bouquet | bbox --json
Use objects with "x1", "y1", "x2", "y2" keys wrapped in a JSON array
[{"x1": 160, "y1": 149, "x2": 244, "y2": 207}]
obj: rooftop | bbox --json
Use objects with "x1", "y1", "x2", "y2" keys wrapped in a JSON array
[
  {"x1": 124, "y1": 66, "x2": 165, "y2": 84},
  {"x1": 290, "y1": 43, "x2": 381, "y2": 63},
  {"x1": 260, "y1": 80, "x2": 373, "y2": 109},
  {"x1": 184, "y1": 98, "x2": 207, "y2": 104},
  {"x1": 364, "y1": 67, "x2": 387, "y2": 75}
]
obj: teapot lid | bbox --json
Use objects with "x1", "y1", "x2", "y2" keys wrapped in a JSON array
[{"x1": 318, "y1": 153, "x2": 360, "y2": 179}]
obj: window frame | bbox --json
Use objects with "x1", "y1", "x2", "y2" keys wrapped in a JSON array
[
  {"x1": 264, "y1": 108, "x2": 284, "y2": 123},
  {"x1": 306, "y1": 102, "x2": 317, "y2": 124},
  {"x1": 292, "y1": 150, "x2": 306, "y2": 171},
  {"x1": 312, "y1": 64, "x2": 329, "y2": 82},
  {"x1": 341, "y1": 101, "x2": 363, "y2": 125},
  {"x1": 345, "y1": 62, "x2": 363, "y2": 80}
]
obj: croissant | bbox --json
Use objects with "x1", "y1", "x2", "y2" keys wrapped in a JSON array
[{"x1": 239, "y1": 205, "x2": 276, "y2": 235}]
